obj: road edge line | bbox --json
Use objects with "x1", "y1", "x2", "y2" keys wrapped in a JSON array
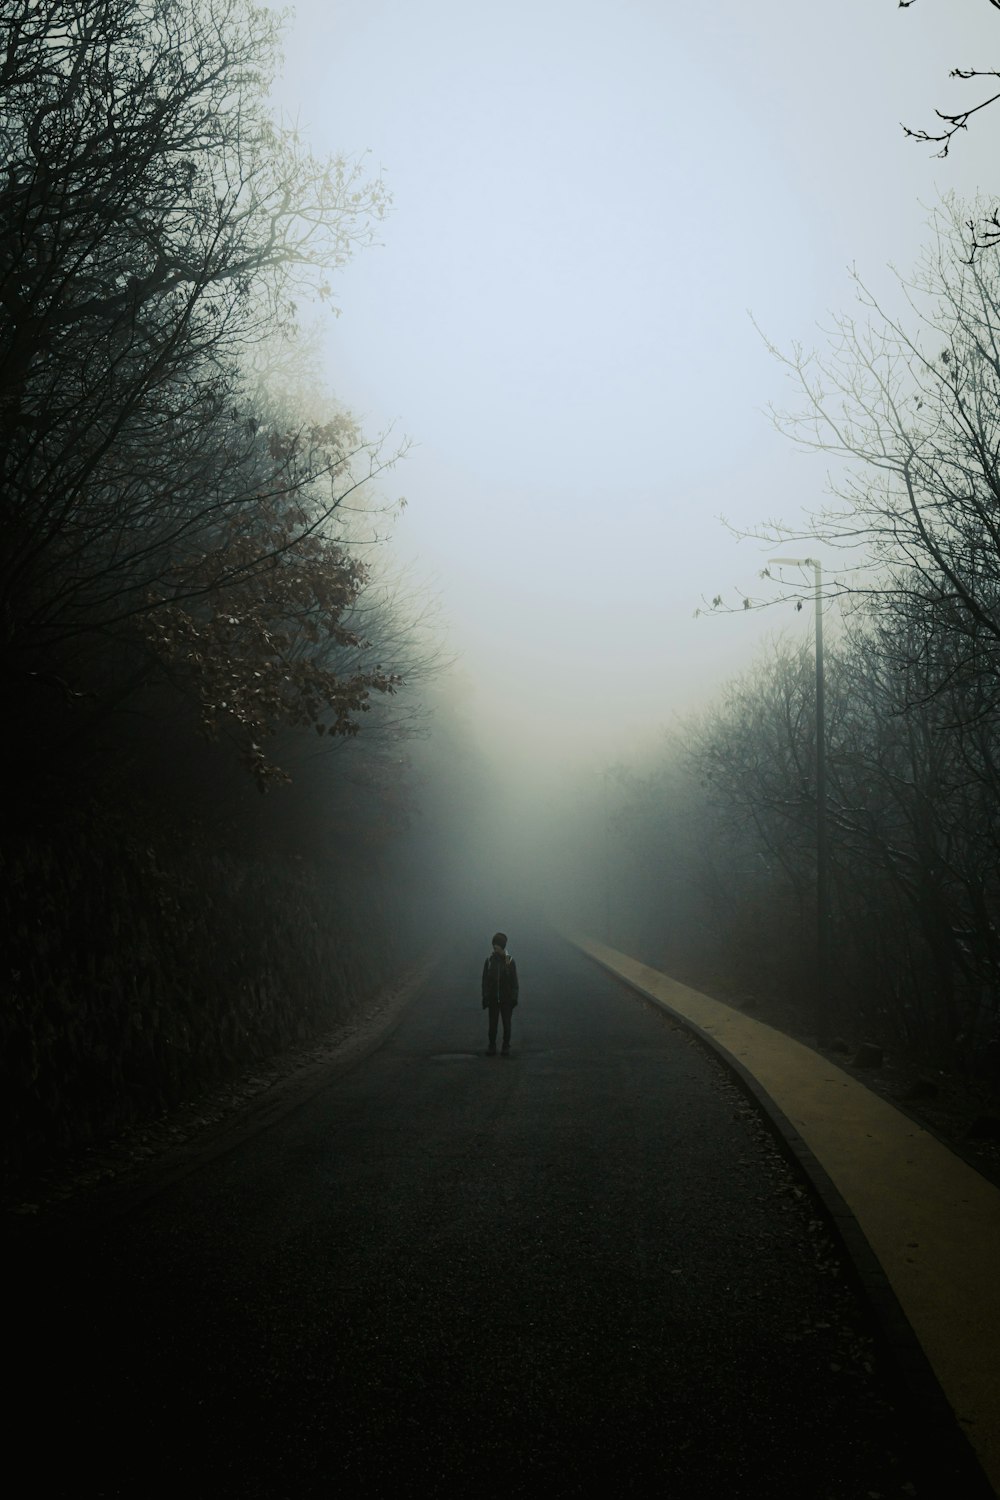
[{"x1": 572, "y1": 935, "x2": 998, "y2": 1500}]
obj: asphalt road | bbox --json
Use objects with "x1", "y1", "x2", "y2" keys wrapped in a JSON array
[{"x1": 8, "y1": 932, "x2": 959, "y2": 1497}]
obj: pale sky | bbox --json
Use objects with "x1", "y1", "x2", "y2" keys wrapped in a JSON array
[{"x1": 267, "y1": 0, "x2": 1000, "y2": 769}]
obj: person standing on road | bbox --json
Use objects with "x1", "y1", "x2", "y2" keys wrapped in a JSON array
[{"x1": 482, "y1": 931, "x2": 518, "y2": 1056}]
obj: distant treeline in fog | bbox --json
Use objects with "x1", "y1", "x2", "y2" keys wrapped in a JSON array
[{"x1": 567, "y1": 622, "x2": 997, "y2": 1077}]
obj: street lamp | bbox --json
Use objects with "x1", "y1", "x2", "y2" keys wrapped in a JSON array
[
  {"x1": 603, "y1": 766, "x2": 611, "y2": 942},
  {"x1": 770, "y1": 557, "x2": 828, "y2": 1042}
]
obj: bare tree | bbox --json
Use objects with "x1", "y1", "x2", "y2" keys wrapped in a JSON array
[
  {"x1": 665, "y1": 626, "x2": 1000, "y2": 1059},
  {"x1": 899, "y1": 0, "x2": 1000, "y2": 253},
  {"x1": 1, "y1": 0, "x2": 400, "y2": 784},
  {"x1": 738, "y1": 202, "x2": 1000, "y2": 704}
]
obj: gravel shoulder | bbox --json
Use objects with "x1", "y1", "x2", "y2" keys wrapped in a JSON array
[{"x1": 2, "y1": 951, "x2": 438, "y2": 1222}]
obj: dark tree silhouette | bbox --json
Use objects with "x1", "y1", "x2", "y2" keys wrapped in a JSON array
[{"x1": 0, "y1": 0, "x2": 400, "y2": 785}]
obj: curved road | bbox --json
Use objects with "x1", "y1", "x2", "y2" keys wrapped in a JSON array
[{"x1": 9, "y1": 931, "x2": 963, "y2": 1496}]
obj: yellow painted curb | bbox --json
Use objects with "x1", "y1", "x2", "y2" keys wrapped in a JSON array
[{"x1": 576, "y1": 935, "x2": 1000, "y2": 1494}]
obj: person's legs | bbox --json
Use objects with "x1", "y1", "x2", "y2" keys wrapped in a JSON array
[
  {"x1": 500, "y1": 1000, "x2": 513, "y2": 1052},
  {"x1": 487, "y1": 1000, "x2": 499, "y2": 1053}
]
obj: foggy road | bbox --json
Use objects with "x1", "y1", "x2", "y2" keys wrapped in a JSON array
[{"x1": 9, "y1": 934, "x2": 953, "y2": 1498}]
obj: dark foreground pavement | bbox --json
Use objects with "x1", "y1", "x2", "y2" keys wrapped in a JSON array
[{"x1": 6, "y1": 932, "x2": 973, "y2": 1497}]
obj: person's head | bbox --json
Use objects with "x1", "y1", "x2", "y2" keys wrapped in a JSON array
[{"x1": 492, "y1": 931, "x2": 507, "y2": 953}]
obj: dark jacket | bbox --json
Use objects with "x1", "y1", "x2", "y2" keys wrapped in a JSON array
[{"x1": 482, "y1": 950, "x2": 519, "y2": 1009}]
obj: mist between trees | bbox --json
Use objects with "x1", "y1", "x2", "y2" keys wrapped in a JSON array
[
  {"x1": 545, "y1": 200, "x2": 1000, "y2": 1086},
  {"x1": 0, "y1": 0, "x2": 492, "y2": 1184},
  {"x1": 9, "y1": 2, "x2": 1000, "y2": 1188}
]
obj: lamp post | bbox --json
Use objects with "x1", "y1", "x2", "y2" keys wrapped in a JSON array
[
  {"x1": 770, "y1": 557, "x2": 828, "y2": 1042},
  {"x1": 603, "y1": 767, "x2": 611, "y2": 943}
]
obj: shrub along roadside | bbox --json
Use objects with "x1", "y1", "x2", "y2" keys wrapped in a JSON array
[{"x1": 1, "y1": 800, "x2": 414, "y2": 1187}]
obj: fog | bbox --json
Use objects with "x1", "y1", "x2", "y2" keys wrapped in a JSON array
[
  {"x1": 268, "y1": 0, "x2": 999, "y2": 779},
  {"x1": 264, "y1": 0, "x2": 1000, "y2": 1079},
  {"x1": 9, "y1": 0, "x2": 1000, "y2": 1184},
  {"x1": 7, "y1": 11, "x2": 1000, "y2": 1479}
]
